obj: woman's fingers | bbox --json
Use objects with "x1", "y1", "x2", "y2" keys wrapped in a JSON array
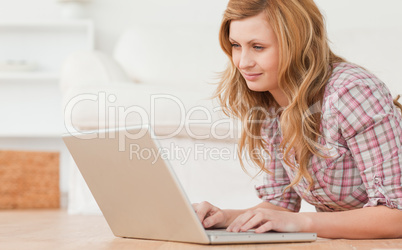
[
  {"x1": 227, "y1": 210, "x2": 255, "y2": 232},
  {"x1": 193, "y1": 201, "x2": 211, "y2": 223},
  {"x1": 202, "y1": 206, "x2": 224, "y2": 228},
  {"x1": 239, "y1": 212, "x2": 265, "y2": 232},
  {"x1": 227, "y1": 208, "x2": 303, "y2": 234},
  {"x1": 227, "y1": 209, "x2": 274, "y2": 233},
  {"x1": 192, "y1": 201, "x2": 225, "y2": 228},
  {"x1": 255, "y1": 221, "x2": 274, "y2": 233}
]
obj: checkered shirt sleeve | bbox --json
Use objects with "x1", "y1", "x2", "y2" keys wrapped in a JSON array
[
  {"x1": 329, "y1": 77, "x2": 402, "y2": 210},
  {"x1": 255, "y1": 117, "x2": 302, "y2": 212}
]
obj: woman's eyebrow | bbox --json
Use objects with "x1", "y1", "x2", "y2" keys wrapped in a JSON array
[{"x1": 229, "y1": 37, "x2": 267, "y2": 44}]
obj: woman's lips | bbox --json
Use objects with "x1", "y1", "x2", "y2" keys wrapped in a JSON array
[{"x1": 242, "y1": 72, "x2": 262, "y2": 81}]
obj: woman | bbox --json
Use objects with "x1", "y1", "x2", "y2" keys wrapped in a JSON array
[{"x1": 193, "y1": 0, "x2": 402, "y2": 239}]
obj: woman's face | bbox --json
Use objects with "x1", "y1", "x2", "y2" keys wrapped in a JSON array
[{"x1": 229, "y1": 12, "x2": 280, "y2": 94}]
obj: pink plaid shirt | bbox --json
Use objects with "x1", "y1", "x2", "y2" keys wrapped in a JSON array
[{"x1": 256, "y1": 62, "x2": 402, "y2": 212}]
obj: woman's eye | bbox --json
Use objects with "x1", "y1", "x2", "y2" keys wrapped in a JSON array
[
  {"x1": 254, "y1": 46, "x2": 264, "y2": 50},
  {"x1": 231, "y1": 43, "x2": 240, "y2": 48}
]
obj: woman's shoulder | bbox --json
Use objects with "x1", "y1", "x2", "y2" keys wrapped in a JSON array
[
  {"x1": 326, "y1": 62, "x2": 384, "y2": 91},
  {"x1": 323, "y1": 61, "x2": 392, "y2": 103},
  {"x1": 321, "y1": 61, "x2": 395, "y2": 120},
  {"x1": 321, "y1": 62, "x2": 396, "y2": 139}
]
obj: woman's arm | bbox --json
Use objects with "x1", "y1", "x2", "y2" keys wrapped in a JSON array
[
  {"x1": 228, "y1": 205, "x2": 402, "y2": 239},
  {"x1": 304, "y1": 206, "x2": 402, "y2": 239}
]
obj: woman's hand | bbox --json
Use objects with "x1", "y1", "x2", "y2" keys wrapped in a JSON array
[
  {"x1": 227, "y1": 208, "x2": 310, "y2": 233},
  {"x1": 192, "y1": 201, "x2": 228, "y2": 229}
]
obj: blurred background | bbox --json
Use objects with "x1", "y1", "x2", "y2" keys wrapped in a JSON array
[{"x1": 0, "y1": 0, "x2": 401, "y2": 212}]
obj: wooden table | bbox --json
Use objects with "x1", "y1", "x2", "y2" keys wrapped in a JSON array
[{"x1": 1, "y1": 209, "x2": 402, "y2": 250}]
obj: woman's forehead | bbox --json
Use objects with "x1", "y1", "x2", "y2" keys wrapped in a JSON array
[{"x1": 229, "y1": 12, "x2": 276, "y2": 42}]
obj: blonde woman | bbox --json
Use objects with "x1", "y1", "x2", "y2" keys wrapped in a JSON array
[{"x1": 193, "y1": 0, "x2": 402, "y2": 239}]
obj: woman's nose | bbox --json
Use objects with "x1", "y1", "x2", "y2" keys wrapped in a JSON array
[
  {"x1": 239, "y1": 53, "x2": 255, "y2": 69},
  {"x1": 238, "y1": 50, "x2": 255, "y2": 69}
]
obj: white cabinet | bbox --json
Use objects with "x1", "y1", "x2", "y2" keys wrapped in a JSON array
[
  {"x1": 0, "y1": 20, "x2": 94, "y2": 137},
  {"x1": 0, "y1": 20, "x2": 94, "y2": 208}
]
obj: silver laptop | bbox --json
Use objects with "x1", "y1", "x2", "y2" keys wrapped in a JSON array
[{"x1": 63, "y1": 125, "x2": 317, "y2": 244}]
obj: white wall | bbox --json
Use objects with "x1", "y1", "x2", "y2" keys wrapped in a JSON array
[
  {"x1": 316, "y1": 1, "x2": 402, "y2": 94},
  {"x1": 0, "y1": 0, "x2": 227, "y2": 54},
  {"x1": 1, "y1": 0, "x2": 401, "y2": 51},
  {"x1": 317, "y1": 1, "x2": 402, "y2": 29}
]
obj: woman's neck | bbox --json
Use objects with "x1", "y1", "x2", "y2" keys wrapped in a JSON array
[{"x1": 270, "y1": 89, "x2": 289, "y2": 107}]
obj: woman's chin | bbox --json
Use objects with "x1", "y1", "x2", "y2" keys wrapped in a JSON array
[{"x1": 246, "y1": 82, "x2": 268, "y2": 92}]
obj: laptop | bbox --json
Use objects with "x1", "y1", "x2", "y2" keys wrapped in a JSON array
[{"x1": 63, "y1": 125, "x2": 317, "y2": 244}]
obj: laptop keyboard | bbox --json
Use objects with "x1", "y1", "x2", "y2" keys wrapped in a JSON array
[{"x1": 206, "y1": 229, "x2": 257, "y2": 235}]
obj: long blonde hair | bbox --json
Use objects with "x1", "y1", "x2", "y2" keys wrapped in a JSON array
[{"x1": 215, "y1": 0, "x2": 345, "y2": 189}]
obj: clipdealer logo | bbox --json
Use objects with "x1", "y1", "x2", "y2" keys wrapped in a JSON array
[{"x1": 63, "y1": 92, "x2": 244, "y2": 150}]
